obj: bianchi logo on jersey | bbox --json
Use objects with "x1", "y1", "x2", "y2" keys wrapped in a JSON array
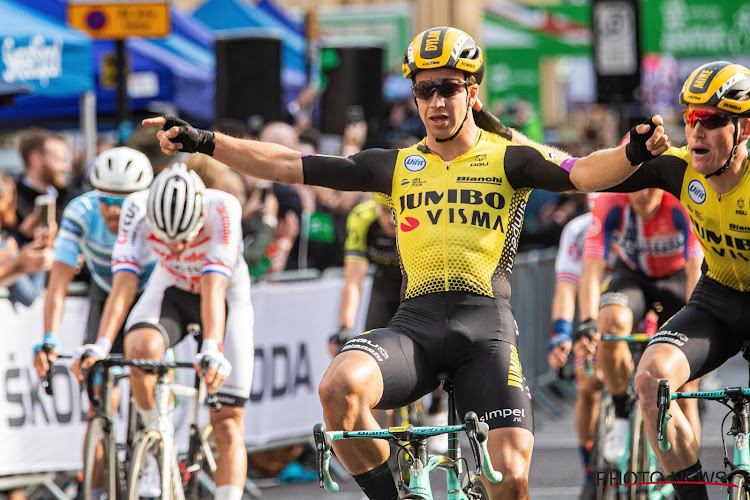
[
  {"x1": 687, "y1": 179, "x2": 706, "y2": 205},
  {"x1": 456, "y1": 176, "x2": 502, "y2": 185},
  {"x1": 404, "y1": 154, "x2": 427, "y2": 172}
]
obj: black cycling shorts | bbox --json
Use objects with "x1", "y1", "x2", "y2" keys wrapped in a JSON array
[
  {"x1": 600, "y1": 261, "x2": 687, "y2": 324},
  {"x1": 649, "y1": 276, "x2": 750, "y2": 381},
  {"x1": 340, "y1": 291, "x2": 534, "y2": 433}
]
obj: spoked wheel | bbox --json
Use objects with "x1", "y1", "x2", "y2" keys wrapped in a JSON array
[
  {"x1": 128, "y1": 430, "x2": 176, "y2": 500},
  {"x1": 592, "y1": 392, "x2": 619, "y2": 500},
  {"x1": 730, "y1": 473, "x2": 750, "y2": 500},
  {"x1": 627, "y1": 401, "x2": 648, "y2": 500},
  {"x1": 82, "y1": 416, "x2": 123, "y2": 500}
]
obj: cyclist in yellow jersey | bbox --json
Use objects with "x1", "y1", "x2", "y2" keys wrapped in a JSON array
[
  {"x1": 142, "y1": 27, "x2": 668, "y2": 500},
  {"x1": 568, "y1": 61, "x2": 750, "y2": 500}
]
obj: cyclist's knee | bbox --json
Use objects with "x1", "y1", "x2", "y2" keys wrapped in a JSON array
[
  {"x1": 318, "y1": 352, "x2": 381, "y2": 411},
  {"x1": 598, "y1": 304, "x2": 632, "y2": 336},
  {"x1": 211, "y1": 411, "x2": 244, "y2": 447},
  {"x1": 487, "y1": 468, "x2": 528, "y2": 499},
  {"x1": 124, "y1": 328, "x2": 165, "y2": 360}
]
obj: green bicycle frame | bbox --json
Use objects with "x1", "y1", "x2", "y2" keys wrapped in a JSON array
[{"x1": 315, "y1": 422, "x2": 502, "y2": 498}]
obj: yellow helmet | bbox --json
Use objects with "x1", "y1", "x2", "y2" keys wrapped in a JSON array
[
  {"x1": 402, "y1": 27, "x2": 484, "y2": 84},
  {"x1": 680, "y1": 61, "x2": 750, "y2": 116}
]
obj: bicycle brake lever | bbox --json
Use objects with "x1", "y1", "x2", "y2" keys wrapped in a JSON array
[
  {"x1": 313, "y1": 423, "x2": 339, "y2": 493},
  {"x1": 206, "y1": 393, "x2": 222, "y2": 412},
  {"x1": 199, "y1": 356, "x2": 222, "y2": 412},
  {"x1": 656, "y1": 379, "x2": 672, "y2": 451},
  {"x1": 42, "y1": 343, "x2": 55, "y2": 396}
]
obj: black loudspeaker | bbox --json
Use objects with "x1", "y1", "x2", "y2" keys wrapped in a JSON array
[
  {"x1": 592, "y1": 0, "x2": 642, "y2": 104},
  {"x1": 320, "y1": 45, "x2": 383, "y2": 135},
  {"x1": 215, "y1": 35, "x2": 283, "y2": 123}
]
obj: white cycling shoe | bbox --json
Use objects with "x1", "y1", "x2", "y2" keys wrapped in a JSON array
[
  {"x1": 603, "y1": 418, "x2": 630, "y2": 463},
  {"x1": 138, "y1": 454, "x2": 162, "y2": 499}
]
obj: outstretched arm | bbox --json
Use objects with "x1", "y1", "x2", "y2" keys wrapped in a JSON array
[
  {"x1": 569, "y1": 116, "x2": 670, "y2": 192},
  {"x1": 142, "y1": 117, "x2": 304, "y2": 184}
]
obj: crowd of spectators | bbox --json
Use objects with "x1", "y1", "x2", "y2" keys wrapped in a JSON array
[{"x1": 0, "y1": 94, "x2": 612, "y2": 300}]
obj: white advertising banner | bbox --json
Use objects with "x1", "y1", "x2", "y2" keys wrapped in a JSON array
[{"x1": 0, "y1": 275, "x2": 371, "y2": 475}]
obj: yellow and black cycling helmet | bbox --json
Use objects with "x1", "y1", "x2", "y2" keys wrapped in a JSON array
[
  {"x1": 680, "y1": 61, "x2": 750, "y2": 116},
  {"x1": 402, "y1": 27, "x2": 484, "y2": 84}
]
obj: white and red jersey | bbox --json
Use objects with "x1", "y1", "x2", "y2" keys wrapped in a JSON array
[
  {"x1": 112, "y1": 189, "x2": 250, "y2": 300},
  {"x1": 555, "y1": 213, "x2": 592, "y2": 285},
  {"x1": 583, "y1": 192, "x2": 702, "y2": 279}
]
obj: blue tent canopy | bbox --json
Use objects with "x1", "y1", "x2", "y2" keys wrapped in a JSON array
[
  {"x1": 193, "y1": 0, "x2": 307, "y2": 104},
  {"x1": 7, "y1": 0, "x2": 215, "y2": 123},
  {"x1": 0, "y1": 0, "x2": 93, "y2": 97}
]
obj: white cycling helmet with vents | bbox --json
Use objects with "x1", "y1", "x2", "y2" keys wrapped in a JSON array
[
  {"x1": 146, "y1": 163, "x2": 207, "y2": 242},
  {"x1": 91, "y1": 147, "x2": 154, "y2": 192}
]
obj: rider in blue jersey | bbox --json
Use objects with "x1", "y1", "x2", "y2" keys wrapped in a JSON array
[
  {"x1": 33, "y1": 147, "x2": 156, "y2": 364},
  {"x1": 32, "y1": 147, "x2": 155, "y2": 499}
]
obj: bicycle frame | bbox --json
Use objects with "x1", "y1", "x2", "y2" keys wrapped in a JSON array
[{"x1": 314, "y1": 412, "x2": 502, "y2": 499}]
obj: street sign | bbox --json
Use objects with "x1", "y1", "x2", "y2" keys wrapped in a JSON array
[{"x1": 67, "y1": 0, "x2": 170, "y2": 39}]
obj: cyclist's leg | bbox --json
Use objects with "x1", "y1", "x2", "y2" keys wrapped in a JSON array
[
  {"x1": 635, "y1": 281, "x2": 742, "y2": 499},
  {"x1": 123, "y1": 286, "x2": 182, "y2": 412},
  {"x1": 454, "y1": 338, "x2": 534, "y2": 500},
  {"x1": 209, "y1": 405, "x2": 246, "y2": 500},
  {"x1": 212, "y1": 298, "x2": 254, "y2": 500},
  {"x1": 597, "y1": 278, "x2": 645, "y2": 398},
  {"x1": 319, "y1": 350, "x2": 388, "y2": 472},
  {"x1": 573, "y1": 362, "x2": 601, "y2": 484},
  {"x1": 318, "y1": 324, "x2": 437, "y2": 499},
  {"x1": 451, "y1": 295, "x2": 534, "y2": 500}
]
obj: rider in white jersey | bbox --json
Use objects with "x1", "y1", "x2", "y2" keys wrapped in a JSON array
[{"x1": 74, "y1": 163, "x2": 253, "y2": 500}]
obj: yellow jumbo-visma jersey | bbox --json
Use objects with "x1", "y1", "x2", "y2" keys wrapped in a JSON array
[
  {"x1": 668, "y1": 147, "x2": 750, "y2": 291},
  {"x1": 381, "y1": 130, "x2": 533, "y2": 299}
]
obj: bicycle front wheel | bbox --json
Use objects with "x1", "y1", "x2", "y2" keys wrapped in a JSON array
[
  {"x1": 129, "y1": 429, "x2": 181, "y2": 500},
  {"x1": 627, "y1": 401, "x2": 648, "y2": 500},
  {"x1": 730, "y1": 474, "x2": 750, "y2": 500},
  {"x1": 83, "y1": 416, "x2": 123, "y2": 500},
  {"x1": 185, "y1": 425, "x2": 218, "y2": 500},
  {"x1": 592, "y1": 392, "x2": 618, "y2": 500},
  {"x1": 465, "y1": 473, "x2": 490, "y2": 499}
]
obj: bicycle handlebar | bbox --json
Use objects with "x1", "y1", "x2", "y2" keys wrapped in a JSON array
[{"x1": 313, "y1": 412, "x2": 503, "y2": 494}]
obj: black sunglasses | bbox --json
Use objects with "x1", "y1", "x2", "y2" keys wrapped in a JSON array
[{"x1": 411, "y1": 79, "x2": 470, "y2": 100}]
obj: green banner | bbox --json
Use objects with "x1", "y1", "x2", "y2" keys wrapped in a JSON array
[
  {"x1": 641, "y1": 0, "x2": 750, "y2": 56},
  {"x1": 318, "y1": 4, "x2": 412, "y2": 72}
]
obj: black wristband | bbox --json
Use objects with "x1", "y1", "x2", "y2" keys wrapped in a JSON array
[
  {"x1": 162, "y1": 116, "x2": 215, "y2": 156},
  {"x1": 625, "y1": 118, "x2": 658, "y2": 166},
  {"x1": 472, "y1": 107, "x2": 513, "y2": 141}
]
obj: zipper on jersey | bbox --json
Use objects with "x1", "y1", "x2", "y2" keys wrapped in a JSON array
[{"x1": 443, "y1": 160, "x2": 450, "y2": 291}]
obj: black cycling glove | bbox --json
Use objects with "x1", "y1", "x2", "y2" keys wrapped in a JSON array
[
  {"x1": 162, "y1": 116, "x2": 215, "y2": 156},
  {"x1": 625, "y1": 117, "x2": 659, "y2": 166},
  {"x1": 573, "y1": 318, "x2": 598, "y2": 342},
  {"x1": 328, "y1": 326, "x2": 353, "y2": 352}
]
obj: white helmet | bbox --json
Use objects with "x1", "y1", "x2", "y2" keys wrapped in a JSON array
[
  {"x1": 91, "y1": 147, "x2": 154, "y2": 192},
  {"x1": 147, "y1": 163, "x2": 207, "y2": 242}
]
